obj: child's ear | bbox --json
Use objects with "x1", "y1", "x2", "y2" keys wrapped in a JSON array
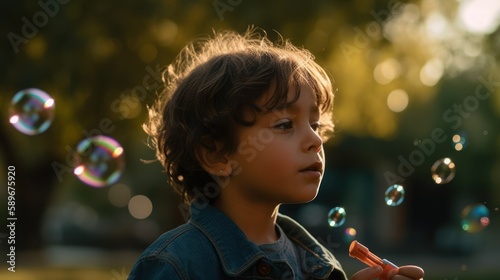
[{"x1": 195, "y1": 135, "x2": 232, "y2": 177}]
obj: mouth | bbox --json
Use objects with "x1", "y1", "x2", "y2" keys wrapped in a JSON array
[{"x1": 300, "y1": 162, "x2": 323, "y2": 175}]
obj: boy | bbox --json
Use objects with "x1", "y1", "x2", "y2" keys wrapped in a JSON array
[{"x1": 128, "y1": 28, "x2": 424, "y2": 279}]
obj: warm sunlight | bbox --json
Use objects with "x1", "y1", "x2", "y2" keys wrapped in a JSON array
[{"x1": 458, "y1": 0, "x2": 500, "y2": 34}]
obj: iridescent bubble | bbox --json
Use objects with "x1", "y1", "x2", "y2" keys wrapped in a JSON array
[
  {"x1": 344, "y1": 227, "x2": 357, "y2": 243},
  {"x1": 73, "y1": 136, "x2": 125, "y2": 187},
  {"x1": 328, "y1": 207, "x2": 346, "y2": 227},
  {"x1": 9, "y1": 88, "x2": 55, "y2": 135},
  {"x1": 431, "y1": 157, "x2": 456, "y2": 184},
  {"x1": 385, "y1": 184, "x2": 405, "y2": 206},
  {"x1": 461, "y1": 204, "x2": 490, "y2": 233},
  {"x1": 451, "y1": 131, "x2": 467, "y2": 151}
]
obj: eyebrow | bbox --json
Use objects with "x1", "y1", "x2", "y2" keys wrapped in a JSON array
[{"x1": 261, "y1": 101, "x2": 320, "y2": 115}]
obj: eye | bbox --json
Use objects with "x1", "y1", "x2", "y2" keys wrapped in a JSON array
[
  {"x1": 311, "y1": 121, "x2": 323, "y2": 132},
  {"x1": 273, "y1": 119, "x2": 293, "y2": 131}
]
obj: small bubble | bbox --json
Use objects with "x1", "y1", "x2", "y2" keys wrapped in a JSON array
[
  {"x1": 385, "y1": 184, "x2": 405, "y2": 206},
  {"x1": 9, "y1": 88, "x2": 55, "y2": 135},
  {"x1": 327, "y1": 207, "x2": 346, "y2": 227},
  {"x1": 460, "y1": 264, "x2": 467, "y2": 271},
  {"x1": 483, "y1": 130, "x2": 488, "y2": 135},
  {"x1": 413, "y1": 139, "x2": 421, "y2": 146},
  {"x1": 431, "y1": 157, "x2": 456, "y2": 184},
  {"x1": 461, "y1": 204, "x2": 490, "y2": 233},
  {"x1": 74, "y1": 136, "x2": 125, "y2": 187}
]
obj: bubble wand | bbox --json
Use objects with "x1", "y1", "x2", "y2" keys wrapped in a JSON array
[{"x1": 349, "y1": 240, "x2": 398, "y2": 280}]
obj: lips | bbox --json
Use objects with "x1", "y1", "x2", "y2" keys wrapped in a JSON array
[{"x1": 300, "y1": 161, "x2": 323, "y2": 175}]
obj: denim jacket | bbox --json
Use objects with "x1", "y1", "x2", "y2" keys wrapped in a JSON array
[{"x1": 128, "y1": 204, "x2": 347, "y2": 279}]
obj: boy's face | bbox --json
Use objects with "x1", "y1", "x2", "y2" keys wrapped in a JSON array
[{"x1": 227, "y1": 84, "x2": 325, "y2": 205}]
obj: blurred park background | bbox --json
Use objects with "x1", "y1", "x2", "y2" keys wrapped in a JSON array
[{"x1": 1, "y1": 0, "x2": 500, "y2": 279}]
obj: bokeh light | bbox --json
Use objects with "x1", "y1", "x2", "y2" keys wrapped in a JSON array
[
  {"x1": 73, "y1": 136, "x2": 125, "y2": 187},
  {"x1": 384, "y1": 184, "x2": 405, "y2": 206},
  {"x1": 419, "y1": 58, "x2": 444, "y2": 86},
  {"x1": 9, "y1": 88, "x2": 55, "y2": 135},
  {"x1": 458, "y1": 0, "x2": 500, "y2": 34},
  {"x1": 108, "y1": 184, "x2": 132, "y2": 208},
  {"x1": 425, "y1": 11, "x2": 452, "y2": 40},
  {"x1": 452, "y1": 131, "x2": 468, "y2": 151},
  {"x1": 373, "y1": 59, "x2": 402, "y2": 85},
  {"x1": 327, "y1": 207, "x2": 346, "y2": 227},
  {"x1": 387, "y1": 89, "x2": 409, "y2": 113},
  {"x1": 128, "y1": 195, "x2": 153, "y2": 219},
  {"x1": 431, "y1": 157, "x2": 456, "y2": 184},
  {"x1": 344, "y1": 227, "x2": 357, "y2": 243},
  {"x1": 461, "y1": 203, "x2": 490, "y2": 233}
]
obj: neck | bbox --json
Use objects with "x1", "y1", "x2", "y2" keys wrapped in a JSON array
[{"x1": 213, "y1": 193, "x2": 280, "y2": 245}]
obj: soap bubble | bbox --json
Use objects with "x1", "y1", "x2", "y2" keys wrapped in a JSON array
[
  {"x1": 344, "y1": 227, "x2": 357, "y2": 243},
  {"x1": 328, "y1": 207, "x2": 346, "y2": 227},
  {"x1": 431, "y1": 157, "x2": 456, "y2": 184},
  {"x1": 9, "y1": 88, "x2": 55, "y2": 135},
  {"x1": 461, "y1": 204, "x2": 490, "y2": 233},
  {"x1": 73, "y1": 135, "x2": 125, "y2": 187},
  {"x1": 452, "y1": 131, "x2": 467, "y2": 151},
  {"x1": 385, "y1": 184, "x2": 405, "y2": 206}
]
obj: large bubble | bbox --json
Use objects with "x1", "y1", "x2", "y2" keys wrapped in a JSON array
[
  {"x1": 73, "y1": 135, "x2": 125, "y2": 187},
  {"x1": 461, "y1": 204, "x2": 490, "y2": 233},
  {"x1": 431, "y1": 157, "x2": 456, "y2": 184},
  {"x1": 9, "y1": 88, "x2": 55, "y2": 135},
  {"x1": 385, "y1": 184, "x2": 405, "y2": 206},
  {"x1": 327, "y1": 207, "x2": 346, "y2": 227}
]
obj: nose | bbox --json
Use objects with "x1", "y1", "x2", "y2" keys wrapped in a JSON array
[{"x1": 305, "y1": 126, "x2": 323, "y2": 153}]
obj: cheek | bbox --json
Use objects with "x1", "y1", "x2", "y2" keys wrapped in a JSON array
[{"x1": 255, "y1": 142, "x2": 295, "y2": 171}]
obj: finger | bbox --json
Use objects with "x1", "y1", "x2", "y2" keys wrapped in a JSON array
[
  {"x1": 398, "y1": 265, "x2": 424, "y2": 279},
  {"x1": 350, "y1": 266, "x2": 383, "y2": 280},
  {"x1": 387, "y1": 265, "x2": 424, "y2": 279}
]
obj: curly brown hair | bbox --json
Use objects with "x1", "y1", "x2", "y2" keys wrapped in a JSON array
[{"x1": 144, "y1": 28, "x2": 336, "y2": 204}]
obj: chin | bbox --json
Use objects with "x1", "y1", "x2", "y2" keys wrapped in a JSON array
[{"x1": 285, "y1": 188, "x2": 320, "y2": 204}]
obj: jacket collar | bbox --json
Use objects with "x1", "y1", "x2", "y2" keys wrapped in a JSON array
[
  {"x1": 189, "y1": 204, "x2": 266, "y2": 276},
  {"x1": 189, "y1": 204, "x2": 345, "y2": 278},
  {"x1": 277, "y1": 214, "x2": 346, "y2": 278}
]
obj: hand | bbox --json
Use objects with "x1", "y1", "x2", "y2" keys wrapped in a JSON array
[{"x1": 350, "y1": 265, "x2": 424, "y2": 280}]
